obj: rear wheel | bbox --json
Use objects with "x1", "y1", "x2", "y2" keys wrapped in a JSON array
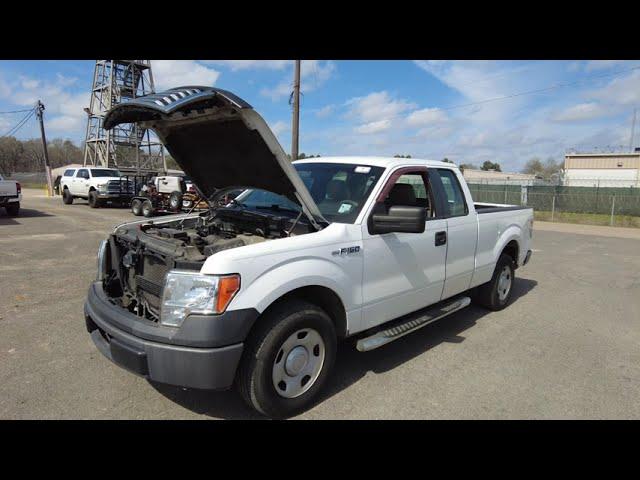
[
  {"x1": 237, "y1": 299, "x2": 337, "y2": 418},
  {"x1": 5, "y1": 202, "x2": 19, "y2": 217},
  {"x1": 169, "y1": 191, "x2": 183, "y2": 210},
  {"x1": 131, "y1": 199, "x2": 143, "y2": 216},
  {"x1": 62, "y1": 188, "x2": 73, "y2": 205},
  {"x1": 142, "y1": 200, "x2": 154, "y2": 217},
  {"x1": 472, "y1": 253, "x2": 516, "y2": 311},
  {"x1": 88, "y1": 190, "x2": 102, "y2": 208}
]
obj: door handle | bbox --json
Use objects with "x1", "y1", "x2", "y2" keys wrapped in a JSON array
[{"x1": 435, "y1": 231, "x2": 447, "y2": 246}]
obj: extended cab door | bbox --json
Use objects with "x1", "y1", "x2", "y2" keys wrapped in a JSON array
[
  {"x1": 431, "y1": 168, "x2": 478, "y2": 300},
  {"x1": 361, "y1": 167, "x2": 447, "y2": 329}
]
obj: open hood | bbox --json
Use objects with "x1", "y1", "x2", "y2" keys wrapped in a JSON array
[{"x1": 103, "y1": 86, "x2": 326, "y2": 229}]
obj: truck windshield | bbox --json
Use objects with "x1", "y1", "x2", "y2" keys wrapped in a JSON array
[
  {"x1": 231, "y1": 163, "x2": 385, "y2": 224},
  {"x1": 294, "y1": 163, "x2": 385, "y2": 223},
  {"x1": 92, "y1": 169, "x2": 121, "y2": 177}
]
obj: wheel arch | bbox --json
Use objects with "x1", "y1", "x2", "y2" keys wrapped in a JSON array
[
  {"x1": 501, "y1": 239, "x2": 520, "y2": 266},
  {"x1": 254, "y1": 285, "x2": 348, "y2": 339}
]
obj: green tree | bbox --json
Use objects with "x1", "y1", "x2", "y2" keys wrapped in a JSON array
[
  {"x1": 522, "y1": 157, "x2": 544, "y2": 175},
  {"x1": 481, "y1": 160, "x2": 501, "y2": 172},
  {"x1": 393, "y1": 154, "x2": 412, "y2": 158},
  {"x1": 458, "y1": 163, "x2": 476, "y2": 173}
]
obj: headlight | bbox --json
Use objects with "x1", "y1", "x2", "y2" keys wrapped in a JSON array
[
  {"x1": 96, "y1": 239, "x2": 108, "y2": 281},
  {"x1": 96, "y1": 183, "x2": 107, "y2": 193},
  {"x1": 160, "y1": 271, "x2": 240, "y2": 327}
]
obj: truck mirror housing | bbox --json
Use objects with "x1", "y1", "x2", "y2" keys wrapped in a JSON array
[{"x1": 369, "y1": 206, "x2": 426, "y2": 235}]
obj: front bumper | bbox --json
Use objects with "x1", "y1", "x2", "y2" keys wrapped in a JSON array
[
  {"x1": 84, "y1": 282, "x2": 258, "y2": 390},
  {"x1": 96, "y1": 192, "x2": 135, "y2": 200}
]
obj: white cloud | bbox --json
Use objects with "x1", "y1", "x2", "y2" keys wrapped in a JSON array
[
  {"x1": 261, "y1": 60, "x2": 336, "y2": 101},
  {"x1": 584, "y1": 60, "x2": 627, "y2": 72},
  {"x1": 345, "y1": 91, "x2": 416, "y2": 124},
  {"x1": 588, "y1": 69, "x2": 640, "y2": 106},
  {"x1": 406, "y1": 107, "x2": 448, "y2": 127},
  {"x1": 204, "y1": 60, "x2": 291, "y2": 71},
  {"x1": 553, "y1": 102, "x2": 611, "y2": 122},
  {"x1": 355, "y1": 119, "x2": 392, "y2": 135},
  {"x1": 270, "y1": 120, "x2": 289, "y2": 137},
  {"x1": 152, "y1": 60, "x2": 220, "y2": 90},
  {"x1": 315, "y1": 104, "x2": 335, "y2": 118}
]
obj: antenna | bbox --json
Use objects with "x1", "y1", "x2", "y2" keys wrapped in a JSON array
[{"x1": 629, "y1": 107, "x2": 637, "y2": 152}]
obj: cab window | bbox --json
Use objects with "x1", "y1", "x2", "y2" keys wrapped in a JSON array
[
  {"x1": 76, "y1": 169, "x2": 89, "y2": 179},
  {"x1": 63, "y1": 169, "x2": 75, "y2": 177},
  {"x1": 436, "y1": 169, "x2": 468, "y2": 217},
  {"x1": 381, "y1": 171, "x2": 436, "y2": 219}
]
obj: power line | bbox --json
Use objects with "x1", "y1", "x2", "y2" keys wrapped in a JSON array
[
  {"x1": 0, "y1": 108, "x2": 37, "y2": 115},
  {"x1": 0, "y1": 107, "x2": 36, "y2": 138}
]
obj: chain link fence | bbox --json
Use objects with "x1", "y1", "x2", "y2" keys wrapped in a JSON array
[{"x1": 467, "y1": 180, "x2": 640, "y2": 228}]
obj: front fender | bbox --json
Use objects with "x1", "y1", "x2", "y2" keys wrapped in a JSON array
[{"x1": 230, "y1": 257, "x2": 355, "y2": 315}]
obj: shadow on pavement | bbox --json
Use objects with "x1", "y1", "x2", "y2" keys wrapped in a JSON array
[
  {"x1": 0, "y1": 208, "x2": 55, "y2": 225},
  {"x1": 152, "y1": 278, "x2": 538, "y2": 419}
]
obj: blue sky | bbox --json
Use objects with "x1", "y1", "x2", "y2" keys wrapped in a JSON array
[{"x1": 1, "y1": 60, "x2": 639, "y2": 172}]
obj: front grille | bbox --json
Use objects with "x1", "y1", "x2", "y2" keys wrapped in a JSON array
[{"x1": 106, "y1": 180, "x2": 134, "y2": 194}]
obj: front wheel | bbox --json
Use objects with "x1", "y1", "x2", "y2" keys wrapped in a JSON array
[
  {"x1": 88, "y1": 191, "x2": 102, "y2": 208},
  {"x1": 236, "y1": 299, "x2": 337, "y2": 418},
  {"x1": 62, "y1": 188, "x2": 73, "y2": 205},
  {"x1": 472, "y1": 253, "x2": 516, "y2": 311}
]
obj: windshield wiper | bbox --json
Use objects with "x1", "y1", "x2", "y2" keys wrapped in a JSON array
[{"x1": 254, "y1": 205, "x2": 301, "y2": 215}]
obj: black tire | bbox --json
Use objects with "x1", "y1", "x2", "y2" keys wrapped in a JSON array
[
  {"x1": 5, "y1": 202, "x2": 19, "y2": 217},
  {"x1": 169, "y1": 191, "x2": 183, "y2": 210},
  {"x1": 62, "y1": 188, "x2": 73, "y2": 205},
  {"x1": 472, "y1": 253, "x2": 516, "y2": 311},
  {"x1": 237, "y1": 299, "x2": 337, "y2": 418},
  {"x1": 142, "y1": 200, "x2": 154, "y2": 218},
  {"x1": 88, "y1": 190, "x2": 102, "y2": 208},
  {"x1": 131, "y1": 199, "x2": 143, "y2": 216}
]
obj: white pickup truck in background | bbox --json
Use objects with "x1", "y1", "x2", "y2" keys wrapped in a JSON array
[
  {"x1": 0, "y1": 173, "x2": 21, "y2": 216},
  {"x1": 84, "y1": 87, "x2": 533, "y2": 418}
]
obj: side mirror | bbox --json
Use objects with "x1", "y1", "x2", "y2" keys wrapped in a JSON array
[{"x1": 370, "y1": 206, "x2": 426, "y2": 235}]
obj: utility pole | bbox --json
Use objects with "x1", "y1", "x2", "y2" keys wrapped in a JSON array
[
  {"x1": 36, "y1": 100, "x2": 53, "y2": 197},
  {"x1": 629, "y1": 107, "x2": 637, "y2": 152},
  {"x1": 290, "y1": 60, "x2": 301, "y2": 161}
]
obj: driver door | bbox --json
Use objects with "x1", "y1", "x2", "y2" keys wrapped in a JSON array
[{"x1": 360, "y1": 167, "x2": 447, "y2": 329}]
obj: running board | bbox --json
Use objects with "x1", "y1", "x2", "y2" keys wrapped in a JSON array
[{"x1": 356, "y1": 296, "x2": 471, "y2": 352}]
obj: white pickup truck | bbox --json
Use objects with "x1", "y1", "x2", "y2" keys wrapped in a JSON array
[
  {"x1": 0, "y1": 174, "x2": 21, "y2": 216},
  {"x1": 84, "y1": 87, "x2": 533, "y2": 418},
  {"x1": 59, "y1": 166, "x2": 136, "y2": 208}
]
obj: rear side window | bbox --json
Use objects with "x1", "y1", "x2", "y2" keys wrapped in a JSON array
[
  {"x1": 437, "y1": 169, "x2": 468, "y2": 217},
  {"x1": 63, "y1": 169, "x2": 75, "y2": 177},
  {"x1": 77, "y1": 169, "x2": 89, "y2": 179}
]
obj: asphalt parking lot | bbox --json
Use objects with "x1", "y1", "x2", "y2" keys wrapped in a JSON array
[{"x1": 1, "y1": 189, "x2": 640, "y2": 419}]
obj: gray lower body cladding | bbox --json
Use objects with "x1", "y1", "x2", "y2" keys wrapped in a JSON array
[{"x1": 85, "y1": 282, "x2": 259, "y2": 390}]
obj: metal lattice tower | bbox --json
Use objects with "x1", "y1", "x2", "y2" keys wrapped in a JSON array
[{"x1": 83, "y1": 60, "x2": 166, "y2": 173}]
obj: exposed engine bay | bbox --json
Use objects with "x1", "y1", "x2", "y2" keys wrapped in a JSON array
[{"x1": 103, "y1": 206, "x2": 312, "y2": 322}]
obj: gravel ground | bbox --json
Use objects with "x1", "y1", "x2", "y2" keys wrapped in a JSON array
[{"x1": 1, "y1": 190, "x2": 639, "y2": 419}]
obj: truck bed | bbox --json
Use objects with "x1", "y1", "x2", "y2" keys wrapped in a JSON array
[{"x1": 474, "y1": 202, "x2": 531, "y2": 214}]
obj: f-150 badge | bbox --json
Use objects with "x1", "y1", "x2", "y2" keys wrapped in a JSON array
[{"x1": 332, "y1": 246, "x2": 361, "y2": 256}]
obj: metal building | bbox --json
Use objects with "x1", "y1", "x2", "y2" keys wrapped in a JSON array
[
  {"x1": 82, "y1": 60, "x2": 166, "y2": 173},
  {"x1": 564, "y1": 152, "x2": 640, "y2": 187}
]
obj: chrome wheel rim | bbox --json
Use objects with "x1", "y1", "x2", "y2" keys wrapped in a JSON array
[
  {"x1": 272, "y1": 328, "x2": 325, "y2": 399},
  {"x1": 497, "y1": 265, "x2": 512, "y2": 301}
]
